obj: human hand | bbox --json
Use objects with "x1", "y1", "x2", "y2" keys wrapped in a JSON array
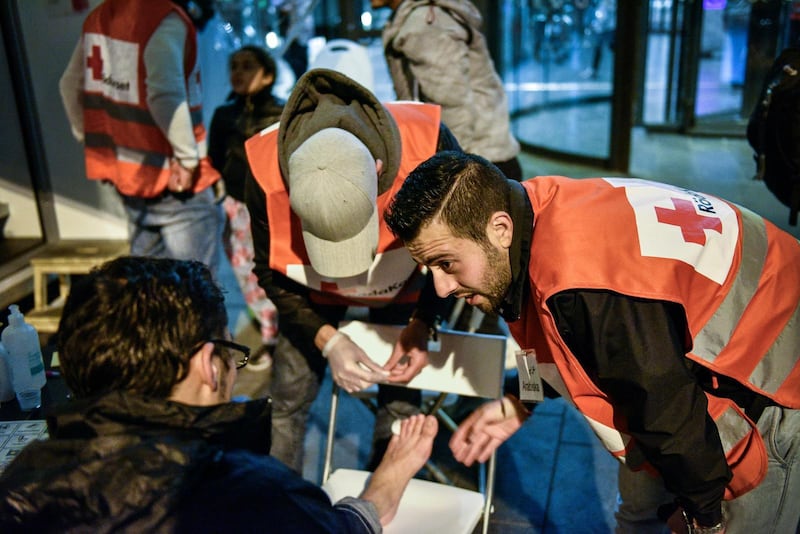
[
  {"x1": 384, "y1": 319, "x2": 429, "y2": 383},
  {"x1": 168, "y1": 159, "x2": 195, "y2": 193},
  {"x1": 361, "y1": 414, "x2": 438, "y2": 525},
  {"x1": 324, "y1": 332, "x2": 390, "y2": 393},
  {"x1": 449, "y1": 395, "x2": 530, "y2": 466},
  {"x1": 659, "y1": 503, "x2": 726, "y2": 534}
]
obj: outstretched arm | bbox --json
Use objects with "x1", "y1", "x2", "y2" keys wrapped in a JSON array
[
  {"x1": 360, "y1": 414, "x2": 438, "y2": 525},
  {"x1": 449, "y1": 394, "x2": 530, "y2": 466}
]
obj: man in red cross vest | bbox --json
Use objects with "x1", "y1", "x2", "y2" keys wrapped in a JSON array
[
  {"x1": 244, "y1": 69, "x2": 460, "y2": 472},
  {"x1": 59, "y1": 0, "x2": 224, "y2": 274},
  {"x1": 384, "y1": 151, "x2": 800, "y2": 534}
]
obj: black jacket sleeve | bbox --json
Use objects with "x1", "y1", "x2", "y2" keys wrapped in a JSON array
[
  {"x1": 547, "y1": 289, "x2": 731, "y2": 525},
  {"x1": 208, "y1": 108, "x2": 228, "y2": 174},
  {"x1": 245, "y1": 172, "x2": 330, "y2": 353}
]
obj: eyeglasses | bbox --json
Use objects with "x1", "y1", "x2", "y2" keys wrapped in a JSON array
[{"x1": 208, "y1": 338, "x2": 251, "y2": 369}]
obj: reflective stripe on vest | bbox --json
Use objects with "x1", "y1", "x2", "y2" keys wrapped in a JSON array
[
  {"x1": 692, "y1": 207, "x2": 800, "y2": 396},
  {"x1": 516, "y1": 318, "x2": 768, "y2": 500},
  {"x1": 81, "y1": 0, "x2": 218, "y2": 198}
]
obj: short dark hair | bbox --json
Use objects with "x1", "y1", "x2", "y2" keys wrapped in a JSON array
[
  {"x1": 232, "y1": 45, "x2": 278, "y2": 87},
  {"x1": 57, "y1": 256, "x2": 228, "y2": 399},
  {"x1": 384, "y1": 151, "x2": 511, "y2": 244}
]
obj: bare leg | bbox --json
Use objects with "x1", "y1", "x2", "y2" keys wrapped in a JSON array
[{"x1": 359, "y1": 414, "x2": 438, "y2": 525}]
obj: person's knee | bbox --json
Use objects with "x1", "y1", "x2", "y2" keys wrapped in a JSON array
[
  {"x1": 270, "y1": 337, "x2": 323, "y2": 416},
  {"x1": 269, "y1": 375, "x2": 318, "y2": 417}
]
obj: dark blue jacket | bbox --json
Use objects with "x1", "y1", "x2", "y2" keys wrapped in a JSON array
[{"x1": 0, "y1": 391, "x2": 379, "y2": 533}]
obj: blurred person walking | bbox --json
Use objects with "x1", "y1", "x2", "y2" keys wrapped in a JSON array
[
  {"x1": 274, "y1": 0, "x2": 316, "y2": 81},
  {"x1": 59, "y1": 0, "x2": 224, "y2": 274},
  {"x1": 209, "y1": 45, "x2": 284, "y2": 359},
  {"x1": 371, "y1": 0, "x2": 522, "y2": 181}
]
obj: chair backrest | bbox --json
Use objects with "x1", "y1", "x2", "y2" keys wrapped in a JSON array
[
  {"x1": 273, "y1": 57, "x2": 297, "y2": 100},
  {"x1": 308, "y1": 39, "x2": 375, "y2": 92},
  {"x1": 338, "y1": 320, "x2": 506, "y2": 399}
]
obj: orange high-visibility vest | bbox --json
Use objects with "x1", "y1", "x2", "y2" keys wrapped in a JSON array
[
  {"x1": 246, "y1": 102, "x2": 441, "y2": 307},
  {"x1": 81, "y1": 0, "x2": 218, "y2": 197},
  {"x1": 508, "y1": 176, "x2": 800, "y2": 499}
]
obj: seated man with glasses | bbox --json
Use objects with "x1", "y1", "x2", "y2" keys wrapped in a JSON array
[{"x1": 0, "y1": 256, "x2": 437, "y2": 532}]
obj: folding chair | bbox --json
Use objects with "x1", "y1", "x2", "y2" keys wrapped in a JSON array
[
  {"x1": 332, "y1": 300, "x2": 488, "y2": 487},
  {"x1": 321, "y1": 320, "x2": 507, "y2": 534},
  {"x1": 308, "y1": 39, "x2": 375, "y2": 92}
]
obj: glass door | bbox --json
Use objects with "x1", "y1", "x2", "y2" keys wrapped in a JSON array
[
  {"x1": 640, "y1": 0, "x2": 698, "y2": 129},
  {"x1": 692, "y1": 0, "x2": 781, "y2": 134},
  {"x1": 694, "y1": 0, "x2": 749, "y2": 129},
  {"x1": 641, "y1": 0, "x2": 793, "y2": 135},
  {"x1": 502, "y1": 0, "x2": 618, "y2": 163},
  {"x1": 0, "y1": 2, "x2": 50, "y2": 285}
]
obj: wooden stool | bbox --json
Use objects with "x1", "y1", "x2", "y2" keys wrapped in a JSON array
[{"x1": 25, "y1": 240, "x2": 129, "y2": 333}]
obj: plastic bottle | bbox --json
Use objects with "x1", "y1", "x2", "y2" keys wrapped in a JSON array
[
  {"x1": 1, "y1": 305, "x2": 46, "y2": 410},
  {"x1": 0, "y1": 341, "x2": 15, "y2": 402}
]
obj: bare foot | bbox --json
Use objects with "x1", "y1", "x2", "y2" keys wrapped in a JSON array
[{"x1": 359, "y1": 414, "x2": 438, "y2": 525}]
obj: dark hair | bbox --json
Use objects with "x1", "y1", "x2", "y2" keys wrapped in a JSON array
[
  {"x1": 384, "y1": 151, "x2": 511, "y2": 245},
  {"x1": 57, "y1": 256, "x2": 228, "y2": 399},
  {"x1": 231, "y1": 45, "x2": 278, "y2": 87}
]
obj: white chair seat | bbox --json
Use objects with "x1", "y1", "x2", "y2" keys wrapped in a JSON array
[{"x1": 323, "y1": 468, "x2": 485, "y2": 534}]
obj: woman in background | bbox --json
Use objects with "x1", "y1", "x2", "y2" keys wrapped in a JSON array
[{"x1": 209, "y1": 45, "x2": 285, "y2": 366}]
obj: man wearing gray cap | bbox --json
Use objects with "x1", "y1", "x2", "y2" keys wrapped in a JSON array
[{"x1": 244, "y1": 68, "x2": 461, "y2": 472}]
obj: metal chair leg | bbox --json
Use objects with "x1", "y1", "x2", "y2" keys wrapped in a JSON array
[{"x1": 323, "y1": 383, "x2": 340, "y2": 483}]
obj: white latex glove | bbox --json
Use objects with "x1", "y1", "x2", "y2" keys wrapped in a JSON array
[
  {"x1": 384, "y1": 319, "x2": 429, "y2": 383},
  {"x1": 323, "y1": 332, "x2": 390, "y2": 393}
]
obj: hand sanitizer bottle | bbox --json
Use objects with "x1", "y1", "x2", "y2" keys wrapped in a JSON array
[{"x1": 1, "y1": 305, "x2": 46, "y2": 410}]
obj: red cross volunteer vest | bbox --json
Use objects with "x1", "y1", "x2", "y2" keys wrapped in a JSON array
[
  {"x1": 246, "y1": 102, "x2": 441, "y2": 307},
  {"x1": 81, "y1": 0, "x2": 218, "y2": 197},
  {"x1": 507, "y1": 176, "x2": 800, "y2": 499}
]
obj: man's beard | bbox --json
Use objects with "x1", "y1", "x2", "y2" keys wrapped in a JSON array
[{"x1": 475, "y1": 243, "x2": 512, "y2": 315}]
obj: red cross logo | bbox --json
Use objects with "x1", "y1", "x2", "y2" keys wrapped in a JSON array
[
  {"x1": 320, "y1": 280, "x2": 339, "y2": 292},
  {"x1": 655, "y1": 197, "x2": 722, "y2": 245},
  {"x1": 87, "y1": 45, "x2": 103, "y2": 80}
]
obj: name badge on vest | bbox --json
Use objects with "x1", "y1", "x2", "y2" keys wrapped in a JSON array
[{"x1": 516, "y1": 349, "x2": 544, "y2": 403}]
